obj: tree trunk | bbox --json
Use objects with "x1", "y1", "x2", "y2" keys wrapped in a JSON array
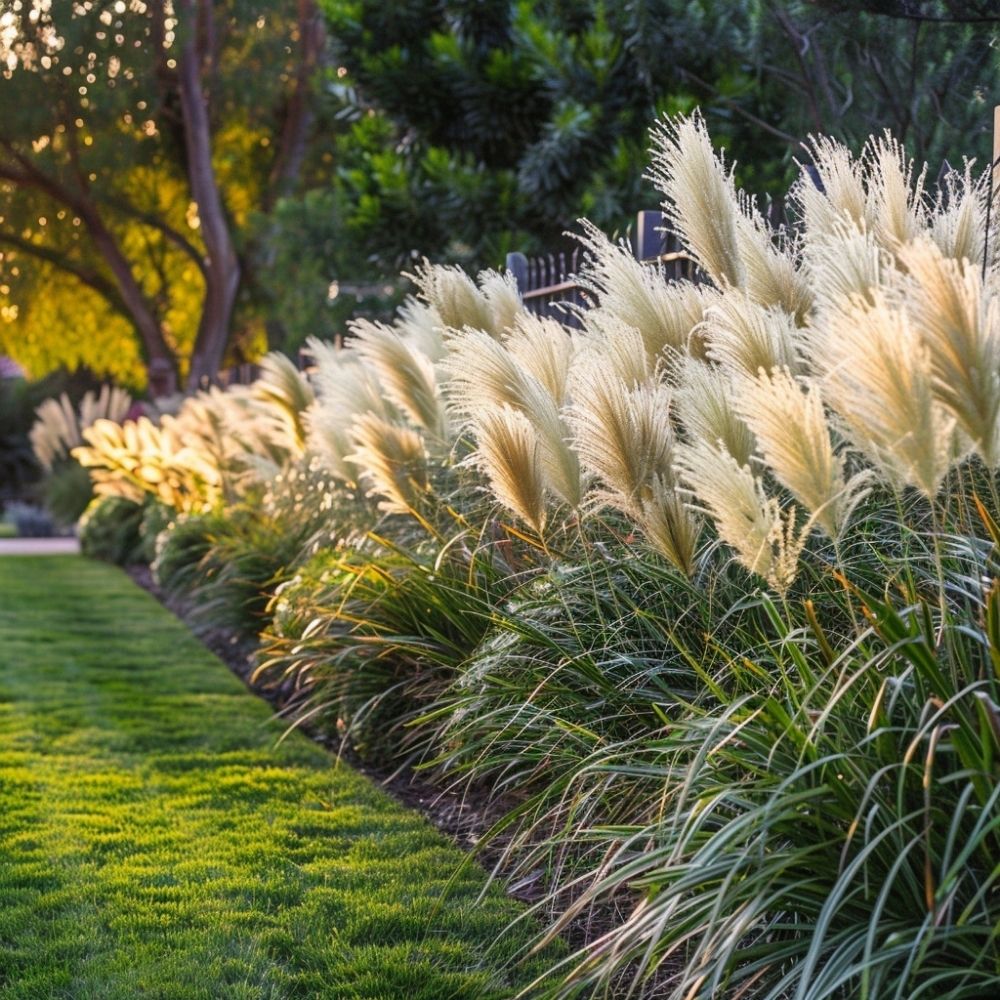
[
  {"x1": 82, "y1": 207, "x2": 179, "y2": 396},
  {"x1": 177, "y1": 0, "x2": 241, "y2": 391}
]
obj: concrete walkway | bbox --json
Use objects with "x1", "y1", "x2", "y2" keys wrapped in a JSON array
[{"x1": 0, "y1": 537, "x2": 80, "y2": 556}]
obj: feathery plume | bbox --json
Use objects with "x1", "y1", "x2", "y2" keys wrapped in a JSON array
[
  {"x1": 866, "y1": 133, "x2": 927, "y2": 253},
  {"x1": 505, "y1": 314, "x2": 575, "y2": 406},
  {"x1": 407, "y1": 259, "x2": 495, "y2": 334},
  {"x1": 252, "y1": 352, "x2": 314, "y2": 453},
  {"x1": 930, "y1": 162, "x2": 987, "y2": 268},
  {"x1": 574, "y1": 219, "x2": 709, "y2": 360},
  {"x1": 735, "y1": 193, "x2": 813, "y2": 322},
  {"x1": 350, "y1": 318, "x2": 448, "y2": 441},
  {"x1": 478, "y1": 268, "x2": 524, "y2": 338},
  {"x1": 676, "y1": 439, "x2": 805, "y2": 594},
  {"x1": 346, "y1": 413, "x2": 428, "y2": 515},
  {"x1": 637, "y1": 474, "x2": 701, "y2": 577},
  {"x1": 395, "y1": 296, "x2": 447, "y2": 362},
  {"x1": 649, "y1": 111, "x2": 811, "y2": 320},
  {"x1": 804, "y1": 229, "x2": 884, "y2": 313},
  {"x1": 577, "y1": 313, "x2": 657, "y2": 388},
  {"x1": 794, "y1": 135, "x2": 869, "y2": 238},
  {"x1": 648, "y1": 110, "x2": 743, "y2": 289},
  {"x1": 443, "y1": 328, "x2": 581, "y2": 506},
  {"x1": 569, "y1": 357, "x2": 700, "y2": 574},
  {"x1": 31, "y1": 386, "x2": 132, "y2": 471},
  {"x1": 700, "y1": 290, "x2": 801, "y2": 379},
  {"x1": 737, "y1": 368, "x2": 869, "y2": 539},
  {"x1": 569, "y1": 360, "x2": 676, "y2": 513},
  {"x1": 810, "y1": 291, "x2": 956, "y2": 498},
  {"x1": 673, "y1": 358, "x2": 756, "y2": 467},
  {"x1": 897, "y1": 239, "x2": 1000, "y2": 465},
  {"x1": 468, "y1": 404, "x2": 547, "y2": 535},
  {"x1": 304, "y1": 338, "x2": 391, "y2": 483}
]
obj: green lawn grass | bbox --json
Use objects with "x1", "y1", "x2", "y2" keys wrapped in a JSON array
[{"x1": 0, "y1": 557, "x2": 550, "y2": 1000}]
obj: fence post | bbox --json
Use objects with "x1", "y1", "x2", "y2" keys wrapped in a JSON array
[
  {"x1": 635, "y1": 210, "x2": 664, "y2": 262},
  {"x1": 506, "y1": 251, "x2": 530, "y2": 294}
]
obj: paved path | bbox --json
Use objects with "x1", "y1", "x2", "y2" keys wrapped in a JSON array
[{"x1": 0, "y1": 537, "x2": 80, "y2": 556}]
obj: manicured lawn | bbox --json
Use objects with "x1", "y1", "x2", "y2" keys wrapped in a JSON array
[{"x1": 0, "y1": 557, "x2": 548, "y2": 999}]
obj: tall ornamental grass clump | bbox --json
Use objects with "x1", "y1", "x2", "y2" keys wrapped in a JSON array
[{"x1": 69, "y1": 108, "x2": 999, "y2": 999}]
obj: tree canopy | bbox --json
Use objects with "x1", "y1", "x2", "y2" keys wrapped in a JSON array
[
  {"x1": 296, "y1": 0, "x2": 997, "y2": 275},
  {"x1": 0, "y1": 0, "x2": 328, "y2": 392},
  {"x1": 1, "y1": 0, "x2": 997, "y2": 387}
]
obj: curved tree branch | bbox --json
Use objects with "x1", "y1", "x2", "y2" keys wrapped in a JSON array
[{"x1": 0, "y1": 230, "x2": 128, "y2": 315}]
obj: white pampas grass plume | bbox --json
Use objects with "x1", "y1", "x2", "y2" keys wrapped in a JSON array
[
  {"x1": 305, "y1": 337, "x2": 391, "y2": 418},
  {"x1": 866, "y1": 133, "x2": 927, "y2": 252},
  {"x1": 443, "y1": 327, "x2": 581, "y2": 506},
  {"x1": 649, "y1": 111, "x2": 811, "y2": 320},
  {"x1": 701, "y1": 290, "x2": 801, "y2": 379},
  {"x1": 736, "y1": 197, "x2": 812, "y2": 323},
  {"x1": 569, "y1": 361, "x2": 675, "y2": 512},
  {"x1": 637, "y1": 474, "x2": 701, "y2": 577},
  {"x1": 303, "y1": 338, "x2": 391, "y2": 483},
  {"x1": 930, "y1": 163, "x2": 987, "y2": 269},
  {"x1": 346, "y1": 413, "x2": 428, "y2": 515},
  {"x1": 569, "y1": 358, "x2": 699, "y2": 574},
  {"x1": 574, "y1": 219, "x2": 709, "y2": 360},
  {"x1": 31, "y1": 386, "x2": 132, "y2": 471},
  {"x1": 407, "y1": 260, "x2": 495, "y2": 334},
  {"x1": 177, "y1": 386, "x2": 295, "y2": 479},
  {"x1": 810, "y1": 292, "x2": 956, "y2": 498},
  {"x1": 673, "y1": 358, "x2": 756, "y2": 467},
  {"x1": 468, "y1": 404, "x2": 547, "y2": 535},
  {"x1": 253, "y1": 352, "x2": 315, "y2": 453},
  {"x1": 897, "y1": 239, "x2": 1000, "y2": 464},
  {"x1": 395, "y1": 296, "x2": 447, "y2": 362},
  {"x1": 805, "y1": 229, "x2": 885, "y2": 313},
  {"x1": 350, "y1": 318, "x2": 448, "y2": 441},
  {"x1": 648, "y1": 111, "x2": 743, "y2": 289},
  {"x1": 794, "y1": 135, "x2": 870, "y2": 238},
  {"x1": 676, "y1": 439, "x2": 805, "y2": 594},
  {"x1": 577, "y1": 313, "x2": 656, "y2": 388},
  {"x1": 79, "y1": 385, "x2": 133, "y2": 432},
  {"x1": 737, "y1": 368, "x2": 869, "y2": 538},
  {"x1": 479, "y1": 269, "x2": 524, "y2": 338},
  {"x1": 505, "y1": 314, "x2": 575, "y2": 405}
]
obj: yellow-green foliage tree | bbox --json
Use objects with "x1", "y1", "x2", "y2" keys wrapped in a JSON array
[{"x1": 0, "y1": 0, "x2": 327, "y2": 394}]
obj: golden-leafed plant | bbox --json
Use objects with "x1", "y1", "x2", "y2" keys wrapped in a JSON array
[{"x1": 73, "y1": 415, "x2": 222, "y2": 514}]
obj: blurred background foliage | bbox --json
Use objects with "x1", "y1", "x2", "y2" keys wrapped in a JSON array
[{"x1": 0, "y1": 0, "x2": 997, "y2": 389}]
